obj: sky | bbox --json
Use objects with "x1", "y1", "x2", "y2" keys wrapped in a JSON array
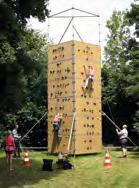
[{"x1": 28, "y1": 0, "x2": 134, "y2": 47}]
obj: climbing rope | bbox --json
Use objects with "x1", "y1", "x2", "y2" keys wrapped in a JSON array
[
  {"x1": 19, "y1": 112, "x2": 47, "y2": 143},
  {"x1": 102, "y1": 111, "x2": 137, "y2": 146}
]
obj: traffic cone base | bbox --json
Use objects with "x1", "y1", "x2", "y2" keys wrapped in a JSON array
[
  {"x1": 104, "y1": 149, "x2": 112, "y2": 168},
  {"x1": 104, "y1": 160, "x2": 112, "y2": 167},
  {"x1": 23, "y1": 150, "x2": 30, "y2": 167}
]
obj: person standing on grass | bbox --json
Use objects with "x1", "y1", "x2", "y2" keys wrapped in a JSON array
[
  {"x1": 5, "y1": 130, "x2": 15, "y2": 171},
  {"x1": 12, "y1": 124, "x2": 21, "y2": 158},
  {"x1": 116, "y1": 124, "x2": 128, "y2": 157}
]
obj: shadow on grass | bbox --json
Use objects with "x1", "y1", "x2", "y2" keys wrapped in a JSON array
[
  {"x1": 115, "y1": 151, "x2": 139, "y2": 159},
  {"x1": 0, "y1": 155, "x2": 63, "y2": 188},
  {"x1": 128, "y1": 151, "x2": 139, "y2": 158}
]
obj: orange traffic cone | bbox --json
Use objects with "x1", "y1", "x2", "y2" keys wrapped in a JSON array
[
  {"x1": 23, "y1": 148, "x2": 30, "y2": 167},
  {"x1": 104, "y1": 148, "x2": 112, "y2": 168}
]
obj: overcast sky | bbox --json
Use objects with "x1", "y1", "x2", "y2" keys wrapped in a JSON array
[{"x1": 28, "y1": 0, "x2": 133, "y2": 47}]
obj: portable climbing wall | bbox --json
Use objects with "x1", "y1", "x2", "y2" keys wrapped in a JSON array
[{"x1": 48, "y1": 40, "x2": 102, "y2": 154}]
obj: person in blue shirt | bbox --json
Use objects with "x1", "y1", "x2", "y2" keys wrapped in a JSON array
[{"x1": 12, "y1": 124, "x2": 21, "y2": 158}]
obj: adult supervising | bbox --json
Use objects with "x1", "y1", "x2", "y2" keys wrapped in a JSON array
[{"x1": 116, "y1": 124, "x2": 128, "y2": 157}]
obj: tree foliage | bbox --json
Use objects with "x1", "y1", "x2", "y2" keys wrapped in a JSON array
[
  {"x1": 125, "y1": 3, "x2": 139, "y2": 133},
  {"x1": 0, "y1": 29, "x2": 48, "y2": 146},
  {"x1": 1, "y1": 0, "x2": 49, "y2": 24},
  {"x1": 102, "y1": 7, "x2": 139, "y2": 145},
  {"x1": 0, "y1": 0, "x2": 49, "y2": 147}
]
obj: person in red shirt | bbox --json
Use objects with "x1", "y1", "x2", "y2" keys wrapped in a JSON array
[{"x1": 5, "y1": 130, "x2": 15, "y2": 171}]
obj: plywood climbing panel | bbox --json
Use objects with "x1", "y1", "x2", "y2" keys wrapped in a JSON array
[{"x1": 48, "y1": 40, "x2": 102, "y2": 154}]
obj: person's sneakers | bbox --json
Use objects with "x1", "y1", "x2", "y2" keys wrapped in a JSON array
[{"x1": 123, "y1": 155, "x2": 127, "y2": 158}]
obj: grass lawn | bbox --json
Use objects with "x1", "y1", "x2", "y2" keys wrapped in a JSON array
[{"x1": 0, "y1": 149, "x2": 139, "y2": 188}]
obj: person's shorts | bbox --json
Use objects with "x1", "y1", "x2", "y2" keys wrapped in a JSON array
[
  {"x1": 5, "y1": 150, "x2": 14, "y2": 154},
  {"x1": 120, "y1": 138, "x2": 128, "y2": 148},
  {"x1": 89, "y1": 77, "x2": 93, "y2": 81},
  {"x1": 53, "y1": 123, "x2": 59, "y2": 132},
  {"x1": 14, "y1": 139, "x2": 20, "y2": 147}
]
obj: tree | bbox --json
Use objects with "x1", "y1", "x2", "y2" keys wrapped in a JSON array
[
  {"x1": 0, "y1": 0, "x2": 49, "y2": 59},
  {"x1": 0, "y1": 0, "x2": 49, "y2": 146},
  {"x1": 104, "y1": 10, "x2": 130, "y2": 70},
  {"x1": 0, "y1": 29, "x2": 48, "y2": 146},
  {"x1": 125, "y1": 3, "x2": 139, "y2": 134},
  {"x1": 1, "y1": 0, "x2": 49, "y2": 24},
  {"x1": 102, "y1": 10, "x2": 136, "y2": 145}
]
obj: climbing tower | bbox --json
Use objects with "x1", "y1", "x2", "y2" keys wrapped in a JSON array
[{"x1": 48, "y1": 40, "x2": 102, "y2": 155}]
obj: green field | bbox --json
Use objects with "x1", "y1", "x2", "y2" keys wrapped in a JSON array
[{"x1": 0, "y1": 150, "x2": 139, "y2": 188}]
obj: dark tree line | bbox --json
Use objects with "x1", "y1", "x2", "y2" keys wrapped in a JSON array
[{"x1": 0, "y1": 0, "x2": 49, "y2": 147}]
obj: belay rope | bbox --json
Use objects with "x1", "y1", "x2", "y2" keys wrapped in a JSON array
[
  {"x1": 102, "y1": 111, "x2": 137, "y2": 147},
  {"x1": 19, "y1": 112, "x2": 47, "y2": 143},
  {"x1": 19, "y1": 109, "x2": 137, "y2": 148}
]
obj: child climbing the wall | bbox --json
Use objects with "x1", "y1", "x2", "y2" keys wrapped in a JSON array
[
  {"x1": 53, "y1": 113, "x2": 63, "y2": 137},
  {"x1": 83, "y1": 65, "x2": 94, "y2": 89}
]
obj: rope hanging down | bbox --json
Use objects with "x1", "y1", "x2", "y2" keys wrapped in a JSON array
[
  {"x1": 102, "y1": 111, "x2": 137, "y2": 146},
  {"x1": 19, "y1": 112, "x2": 47, "y2": 143},
  {"x1": 67, "y1": 112, "x2": 76, "y2": 153}
]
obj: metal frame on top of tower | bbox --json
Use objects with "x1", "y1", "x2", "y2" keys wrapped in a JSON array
[{"x1": 48, "y1": 7, "x2": 100, "y2": 44}]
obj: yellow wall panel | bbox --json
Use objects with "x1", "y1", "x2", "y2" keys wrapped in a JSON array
[{"x1": 48, "y1": 40, "x2": 102, "y2": 155}]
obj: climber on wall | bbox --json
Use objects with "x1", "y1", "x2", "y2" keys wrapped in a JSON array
[
  {"x1": 83, "y1": 65, "x2": 94, "y2": 89},
  {"x1": 53, "y1": 113, "x2": 63, "y2": 137}
]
